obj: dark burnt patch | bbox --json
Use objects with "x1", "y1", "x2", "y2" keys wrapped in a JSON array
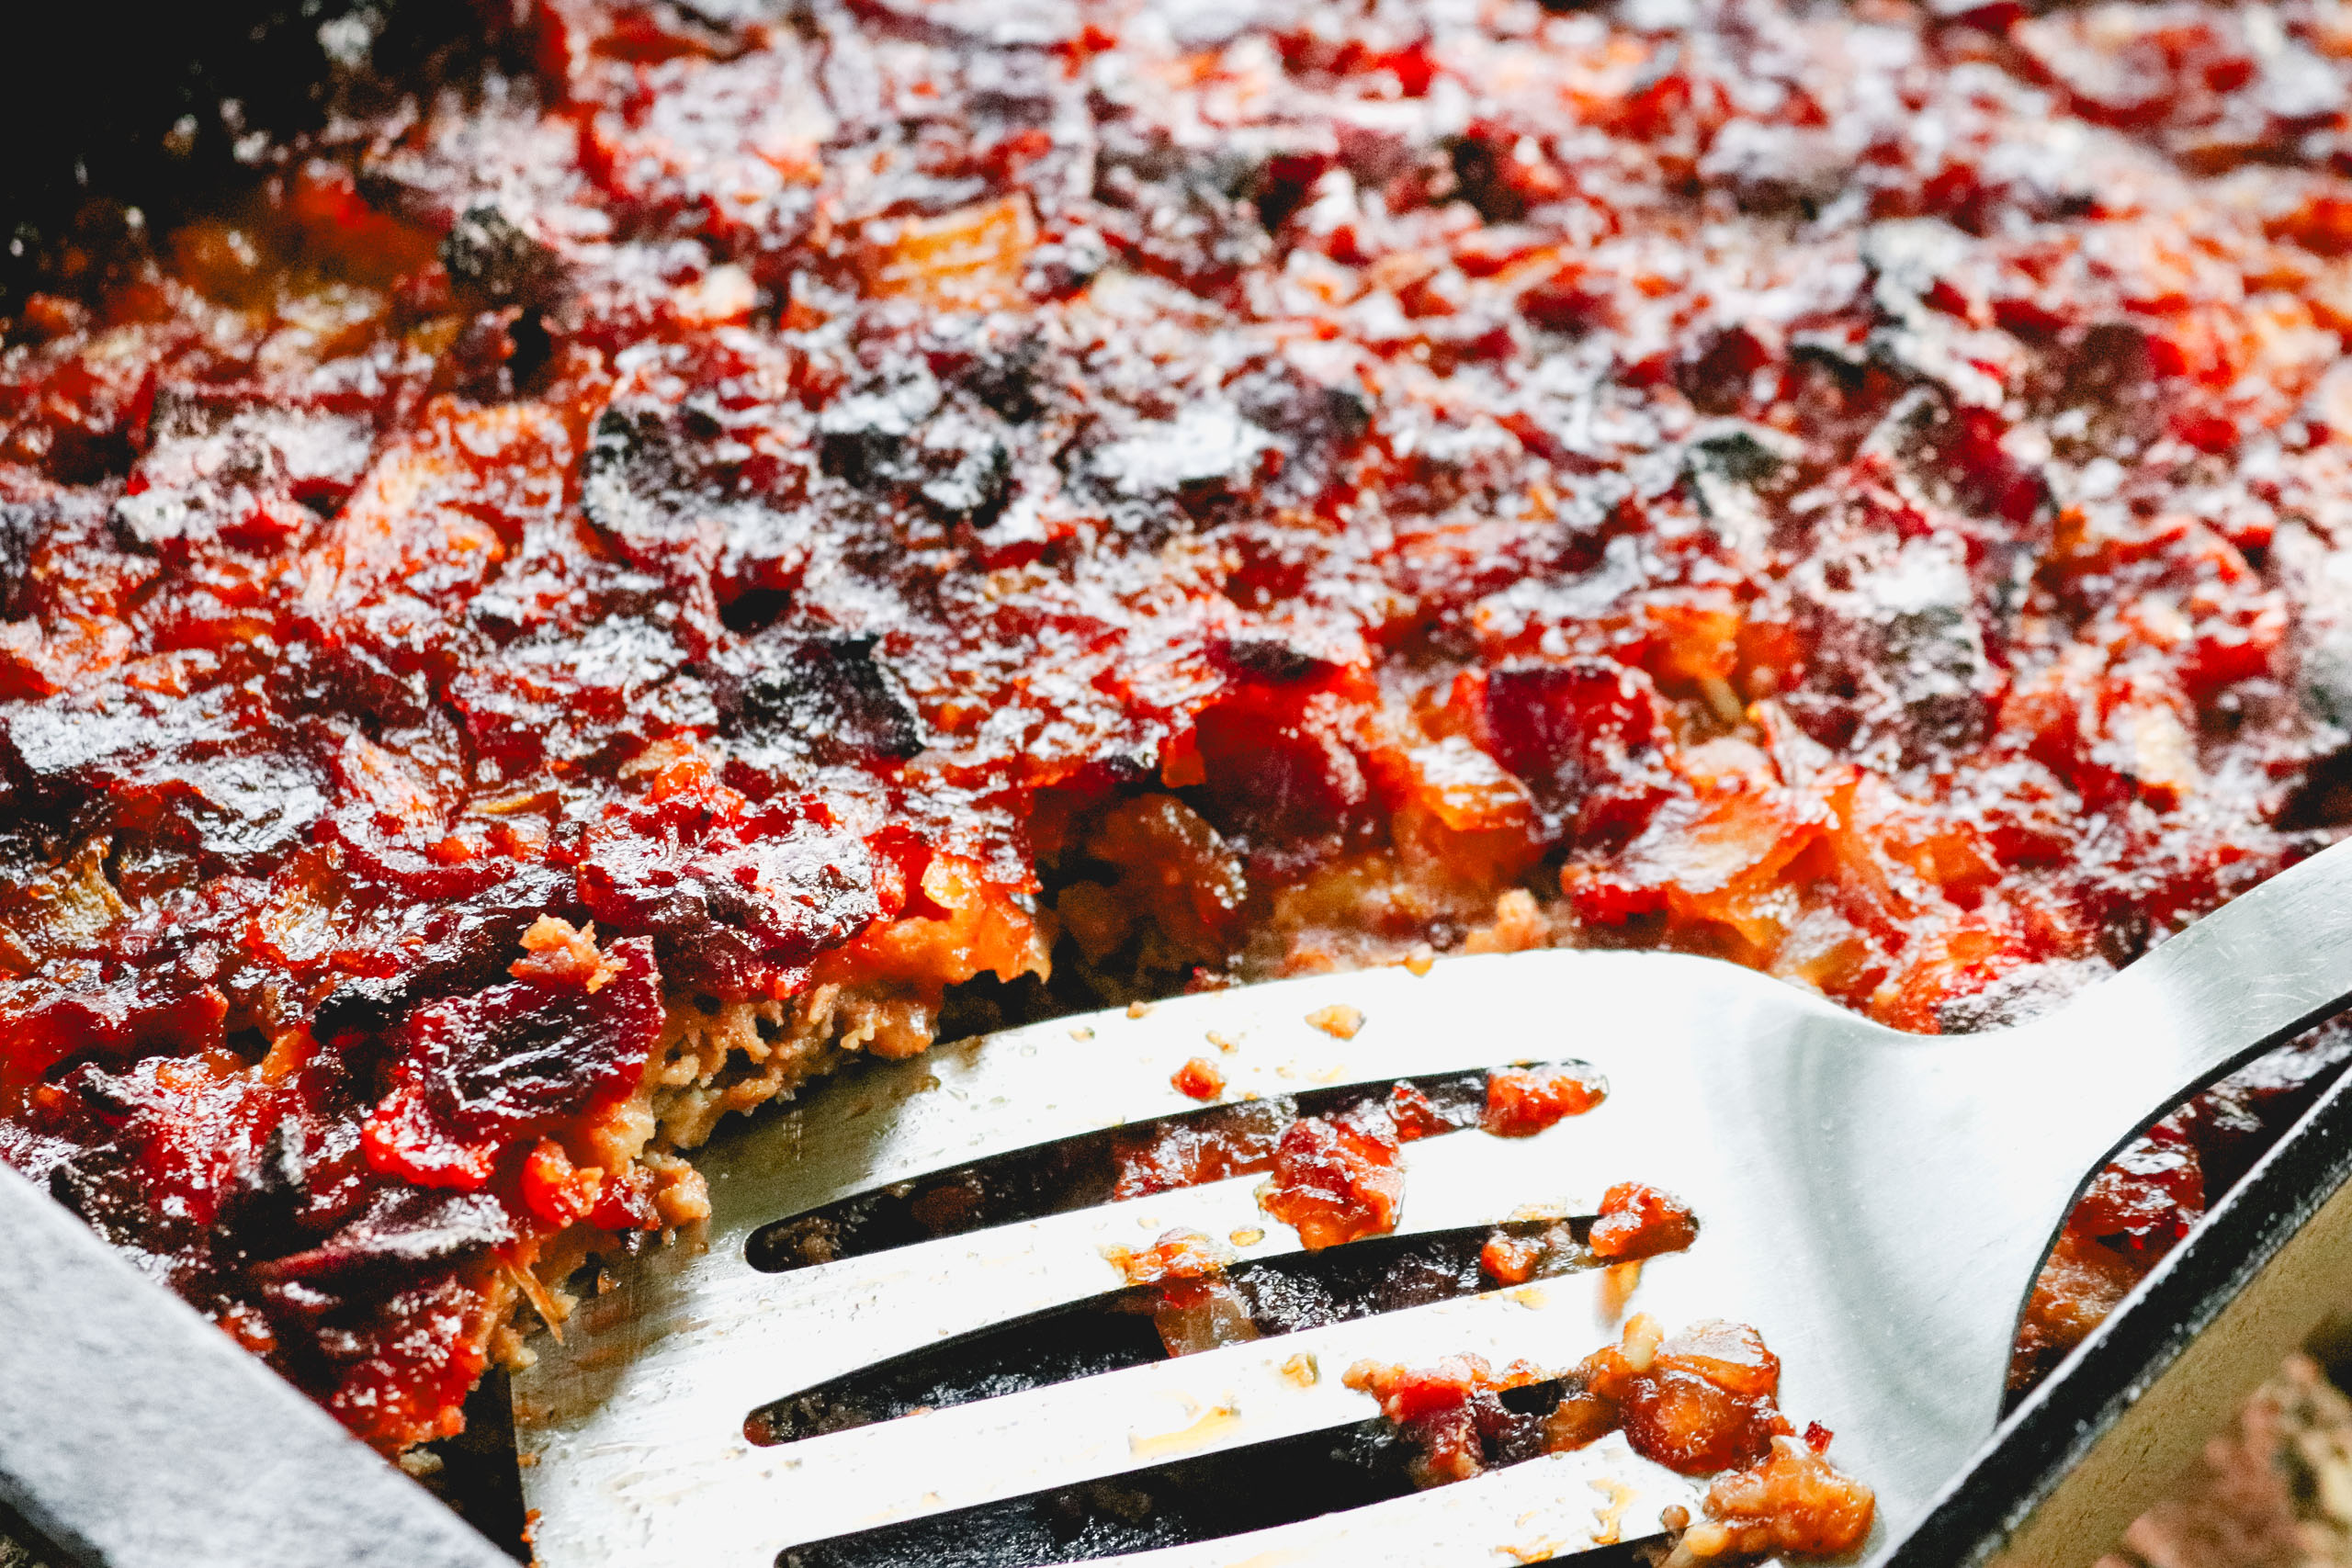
[
  {"x1": 717, "y1": 633, "x2": 928, "y2": 780},
  {"x1": 576, "y1": 808, "x2": 878, "y2": 993},
  {"x1": 440, "y1": 206, "x2": 568, "y2": 313}
]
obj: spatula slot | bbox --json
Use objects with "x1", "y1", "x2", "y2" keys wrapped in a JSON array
[
  {"x1": 744, "y1": 1224, "x2": 1602, "y2": 1447},
  {"x1": 770, "y1": 1402, "x2": 1651, "y2": 1568},
  {"x1": 746, "y1": 1071, "x2": 1494, "y2": 1272}
]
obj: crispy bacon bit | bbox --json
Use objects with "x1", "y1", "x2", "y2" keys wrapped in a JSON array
[
  {"x1": 1589, "y1": 1182, "x2": 1699, "y2": 1260},
  {"x1": 1536, "y1": 1315, "x2": 1800, "y2": 1478},
  {"x1": 1148, "y1": 1274, "x2": 1261, "y2": 1358},
  {"x1": 1387, "y1": 1081, "x2": 1457, "y2": 1141},
  {"x1": 1113, "y1": 1076, "x2": 1466, "y2": 1215},
  {"x1": 1480, "y1": 1063, "x2": 1606, "y2": 1136},
  {"x1": 1544, "y1": 1384, "x2": 1621, "y2": 1454},
  {"x1": 1618, "y1": 1370, "x2": 1773, "y2": 1477},
  {"x1": 519, "y1": 1139, "x2": 605, "y2": 1228},
  {"x1": 1670, "y1": 1436, "x2": 1877, "y2": 1564},
  {"x1": 1657, "y1": 1321, "x2": 1781, "y2": 1400},
  {"x1": 1345, "y1": 1355, "x2": 1532, "y2": 1420},
  {"x1": 1479, "y1": 1230, "x2": 1544, "y2": 1286},
  {"x1": 1342, "y1": 1354, "x2": 1552, "y2": 1487},
  {"x1": 1259, "y1": 1115, "x2": 1405, "y2": 1250},
  {"x1": 575, "y1": 796, "x2": 879, "y2": 998},
  {"x1": 1479, "y1": 1218, "x2": 1581, "y2": 1285},
  {"x1": 587, "y1": 1162, "x2": 661, "y2": 1234},
  {"x1": 1357, "y1": 1316, "x2": 1831, "y2": 1508},
  {"x1": 1106, "y1": 1226, "x2": 1229, "y2": 1286},
  {"x1": 1106, "y1": 1228, "x2": 1255, "y2": 1357},
  {"x1": 508, "y1": 915, "x2": 625, "y2": 993},
  {"x1": 1171, "y1": 1057, "x2": 1226, "y2": 1100},
  {"x1": 1305, "y1": 1004, "x2": 1365, "y2": 1040}
]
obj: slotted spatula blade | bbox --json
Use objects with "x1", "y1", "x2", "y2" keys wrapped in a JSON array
[{"x1": 514, "y1": 839, "x2": 2352, "y2": 1566}]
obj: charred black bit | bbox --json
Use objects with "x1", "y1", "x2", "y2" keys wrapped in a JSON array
[{"x1": 440, "y1": 206, "x2": 567, "y2": 313}]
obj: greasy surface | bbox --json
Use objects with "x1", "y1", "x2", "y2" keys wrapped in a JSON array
[{"x1": 14, "y1": 0, "x2": 2352, "y2": 1451}]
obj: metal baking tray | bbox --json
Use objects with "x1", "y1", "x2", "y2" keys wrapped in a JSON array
[
  {"x1": 1897, "y1": 1047, "x2": 2352, "y2": 1567},
  {"x1": 6, "y1": 6, "x2": 2352, "y2": 1566}
]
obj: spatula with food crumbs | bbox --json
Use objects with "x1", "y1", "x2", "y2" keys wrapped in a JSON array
[{"x1": 511, "y1": 838, "x2": 2352, "y2": 1568}]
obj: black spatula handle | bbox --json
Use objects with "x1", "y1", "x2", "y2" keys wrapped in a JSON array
[{"x1": 0, "y1": 1163, "x2": 510, "y2": 1568}]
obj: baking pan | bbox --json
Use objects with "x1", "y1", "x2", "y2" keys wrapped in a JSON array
[
  {"x1": 1896, "y1": 1032, "x2": 2352, "y2": 1567},
  {"x1": 6, "y1": 6, "x2": 2352, "y2": 1567}
]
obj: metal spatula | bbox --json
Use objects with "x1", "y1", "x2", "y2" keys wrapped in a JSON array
[{"x1": 510, "y1": 838, "x2": 2352, "y2": 1568}]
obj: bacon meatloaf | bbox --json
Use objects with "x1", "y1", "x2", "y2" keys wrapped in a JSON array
[{"x1": 10, "y1": 0, "x2": 2352, "y2": 1455}]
